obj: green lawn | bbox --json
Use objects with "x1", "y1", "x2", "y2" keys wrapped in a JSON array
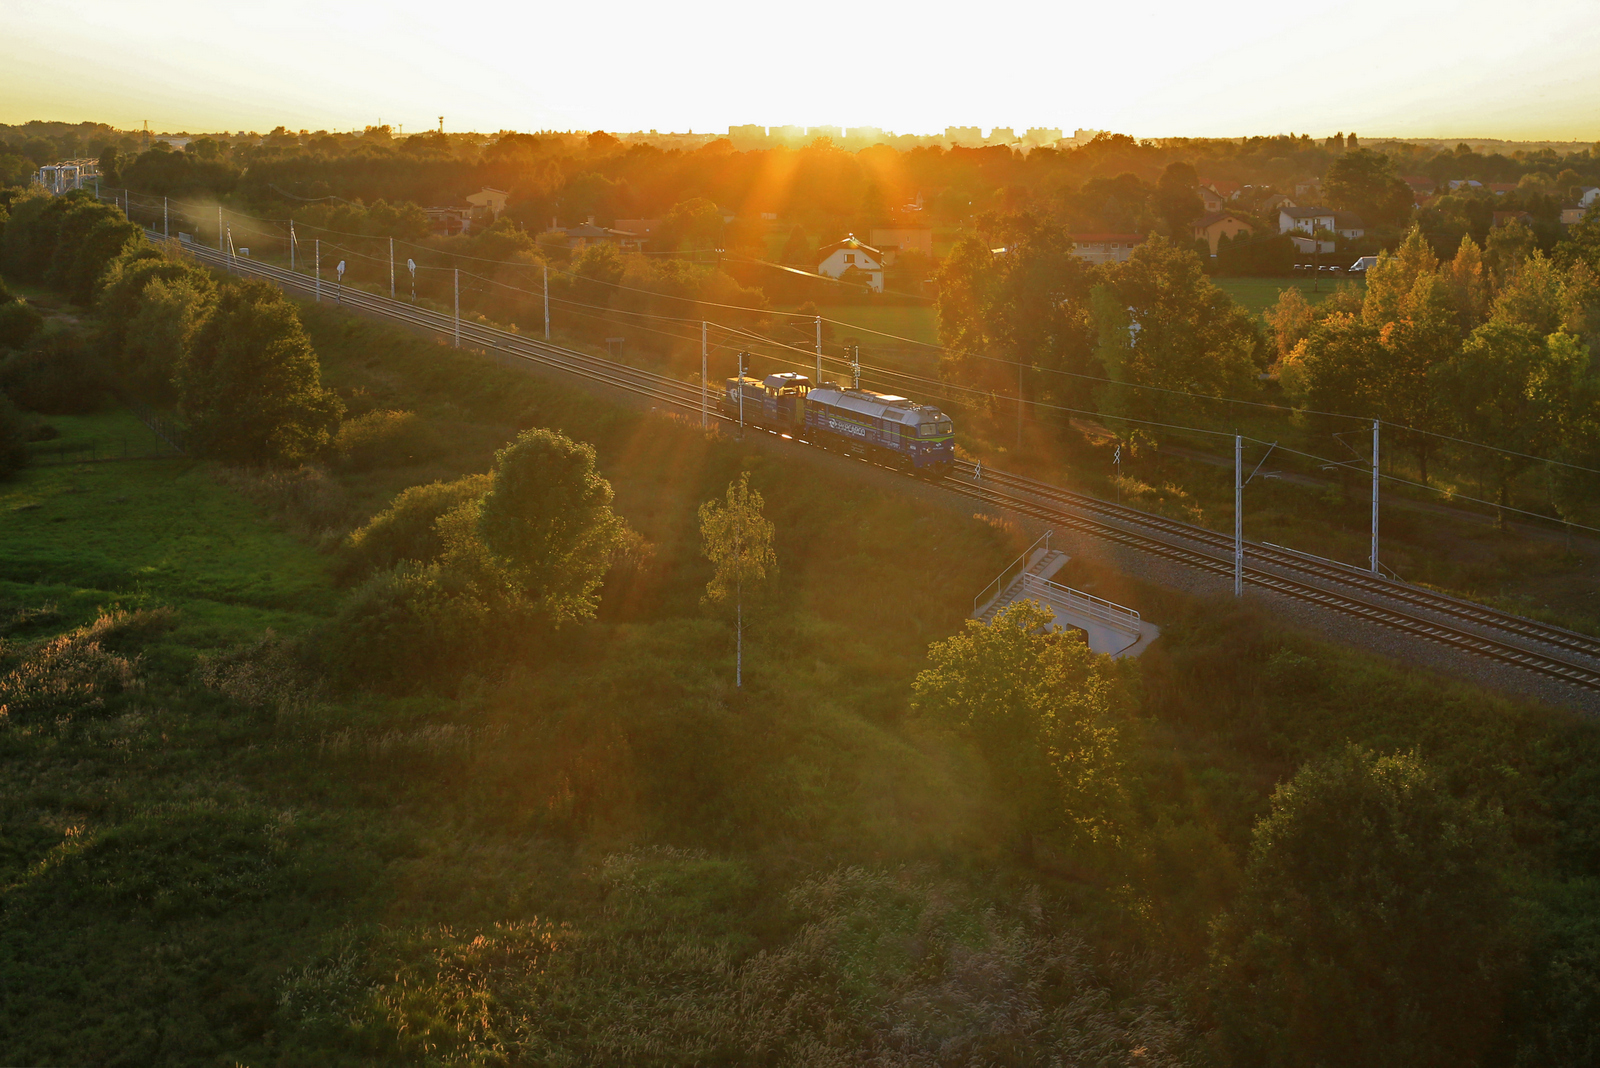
[
  {"x1": 787, "y1": 302, "x2": 941, "y2": 347},
  {"x1": 1, "y1": 409, "x2": 338, "y2": 641},
  {"x1": 1215, "y1": 275, "x2": 1365, "y2": 319}
]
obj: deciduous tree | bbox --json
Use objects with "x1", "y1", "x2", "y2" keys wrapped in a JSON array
[
  {"x1": 1209, "y1": 746, "x2": 1517, "y2": 1068},
  {"x1": 912, "y1": 599, "x2": 1129, "y2": 852},
  {"x1": 476, "y1": 427, "x2": 629, "y2": 626},
  {"x1": 698, "y1": 471, "x2": 776, "y2": 687},
  {"x1": 178, "y1": 279, "x2": 342, "y2": 465}
]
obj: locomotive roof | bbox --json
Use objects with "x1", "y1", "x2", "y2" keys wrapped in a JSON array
[{"x1": 810, "y1": 386, "x2": 949, "y2": 424}]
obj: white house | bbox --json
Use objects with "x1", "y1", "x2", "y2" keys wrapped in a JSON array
[
  {"x1": 1070, "y1": 233, "x2": 1144, "y2": 265},
  {"x1": 1279, "y1": 206, "x2": 1362, "y2": 253},
  {"x1": 1581, "y1": 187, "x2": 1600, "y2": 208},
  {"x1": 817, "y1": 235, "x2": 884, "y2": 291}
]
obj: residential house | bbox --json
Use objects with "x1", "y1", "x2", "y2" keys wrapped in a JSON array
[
  {"x1": 1070, "y1": 233, "x2": 1145, "y2": 265},
  {"x1": 1448, "y1": 179, "x2": 1484, "y2": 191},
  {"x1": 1193, "y1": 212, "x2": 1254, "y2": 255},
  {"x1": 1400, "y1": 175, "x2": 1435, "y2": 204},
  {"x1": 544, "y1": 218, "x2": 645, "y2": 252},
  {"x1": 869, "y1": 227, "x2": 934, "y2": 265},
  {"x1": 816, "y1": 235, "x2": 884, "y2": 291},
  {"x1": 1206, "y1": 180, "x2": 1242, "y2": 201},
  {"x1": 1488, "y1": 183, "x2": 1518, "y2": 196},
  {"x1": 1294, "y1": 177, "x2": 1322, "y2": 199},
  {"x1": 1580, "y1": 187, "x2": 1600, "y2": 208},
  {"x1": 614, "y1": 218, "x2": 663, "y2": 249},
  {"x1": 1260, "y1": 192, "x2": 1296, "y2": 214},
  {"x1": 465, "y1": 187, "x2": 510, "y2": 221},
  {"x1": 1333, "y1": 211, "x2": 1365, "y2": 239},
  {"x1": 1279, "y1": 207, "x2": 1338, "y2": 254},
  {"x1": 1561, "y1": 205, "x2": 1587, "y2": 226},
  {"x1": 425, "y1": 206, "x2": 474, "y2": 236},
  {"x1": 1198, "y1": 186, "x2": 1226, "y2": 213}
]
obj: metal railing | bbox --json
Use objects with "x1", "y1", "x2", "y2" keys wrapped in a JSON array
[
  {"x1": 973, "y1": 529, "x2": 1052, "y2": 616},
  {"x1": 1019, "y1": 573, "x2": 1142, "y2": 636}
]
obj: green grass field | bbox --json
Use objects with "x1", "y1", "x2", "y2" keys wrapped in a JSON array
[
  {"x1": 783, "y1": 302, "x2": 941, "y2": 347},
  {"x1": 1, "y1": 408, "x2": 338, "y2": 641},
  {"x1": 1214, "y1": 275, "x2": 1365, "y2": 318}
]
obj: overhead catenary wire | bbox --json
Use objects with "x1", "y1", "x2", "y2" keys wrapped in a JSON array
[{"x1": 108, "y1": 186, "x2": 1600, "y2": 476}]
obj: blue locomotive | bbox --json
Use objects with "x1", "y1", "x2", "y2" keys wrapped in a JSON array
[{"x1": 721, "y1": 371, "x2": 955, "y2": 477}]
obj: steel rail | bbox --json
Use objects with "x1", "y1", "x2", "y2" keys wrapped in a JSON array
[
  {"x1": 162, "y1": 235, "x2": 1600, "y2": 694},
  {"x1": 960, "y1": 461, "x2": 1600, "y2": 666}
]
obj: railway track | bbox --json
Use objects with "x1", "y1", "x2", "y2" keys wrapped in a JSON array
[{"x1": 167, "y1": 238, "x2": 1600, "y2": 697}]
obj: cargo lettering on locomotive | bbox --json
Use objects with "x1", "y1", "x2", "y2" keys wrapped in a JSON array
[{"x1": 720, "y1": 370, "x2": 955, "y2": 478}]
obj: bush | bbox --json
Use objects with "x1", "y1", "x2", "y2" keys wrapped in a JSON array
[
  {"x1": 0, "y1": 392, "x2": 29, "y2": 477},
  {"x1": 341, "y1": 473, "x2": 491, "y2": 581},
  {"x1": 0, "y1": 611, "x2": 143, "y2": 723},
  {"x1": 318, "y1": 564, "x2": 505, "y2": 692},
  {"x1": 0, "y1": 326, "x2": 105, "y2": 413},
  {"x1": 1208, "y1": 745, "x2": 1518, "y2": 1066},
  {"x1": 333, "y1": 409, "x2": 442, "y2": 471},
  {"x1": 0, "y1": 298, "x2": 43, "y2": 349}
]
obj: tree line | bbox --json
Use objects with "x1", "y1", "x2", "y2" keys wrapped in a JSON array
[{"x1": 0, "y1": 188, "x2": 342, "y2": 467}]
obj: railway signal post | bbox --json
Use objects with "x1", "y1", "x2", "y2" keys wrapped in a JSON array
[{"x1": 701, "y1": 321, "x2": 708, "y2": 429}]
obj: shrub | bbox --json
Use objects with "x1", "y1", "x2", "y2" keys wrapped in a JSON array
[
  {"x1": 333, "y1": 409, "x2": 442, "y2": 471},
  {"x1": 1209, "y1": 745, "x2": 1518, "y2": 1066},
  {"x1": 0, "y1": 392, "x2": 28, "y2": 477},
  {"x1": 0, "y1": 325, "x2": 104, "y2": 413},
  {"x1": 0, "y1": 298, "x2": 43, "y2": 349},
  {"x1": 318, "y1": 564, "x2": 504, "y2": 692},
  {"x1": 341, "y1": 473, "x2": 491, "y2": 581},
  {"x1": 0, "y1": 612, "x2": 142, "y2": 723}
]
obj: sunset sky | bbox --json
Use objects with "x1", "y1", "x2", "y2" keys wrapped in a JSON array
[{"x1": 5, "y1": 0, "x2": 1597, "y2": 141}]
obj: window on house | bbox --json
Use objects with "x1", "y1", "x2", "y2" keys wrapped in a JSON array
[{"x1": 844, "y1": 253, "x2": 855, "y2": 263}]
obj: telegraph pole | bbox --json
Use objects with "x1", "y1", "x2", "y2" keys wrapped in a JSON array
[
  {"x1": 701, "y1": 321, "x2": 708, "y2": 429},
  {"x1": 543, "y1": 265, "x2": 550, "y2": 339},
  {"x1": 163, "y1": 197, "x2": 168, "y2": 239},
  {"x1": 217, "y1": 206, "x2": 223, "y2": 252},
  {"x1": 453, "y1": 268, "x2": 460, "y2": 348},
  {"x1": 289, "y1": 219, "x2": 295, "y2": 272},
  {"x1": 1234, "y1": 434, "x2": 1243, "y2": 598},
  {"x1": 389, "y1": 237, "x2": 395, "y2": 299},
  {"x1": 737, "y1": 350, "x2": 746, "y2": 433},
  {"x1": 815, "y1": 315, "x2": 822, "y2": 384},
  {"x1": 1371, "y1": 419, "x2": 1381, "y2": 575},
  {"x1": 314, "y1": 239, "x2": 320, "y2": 301}
]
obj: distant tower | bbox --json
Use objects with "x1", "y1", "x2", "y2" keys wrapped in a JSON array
[{"x1": 439, "y1": 116, "x2": 444, "y2": 134}]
